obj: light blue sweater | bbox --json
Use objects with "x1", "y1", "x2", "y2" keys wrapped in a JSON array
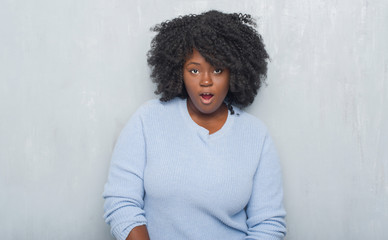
[{"x1": 103, "y1": 98, "x2": 286, "y2": 240}]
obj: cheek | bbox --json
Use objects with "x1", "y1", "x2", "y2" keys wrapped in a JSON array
[
  {"x1": 183, "y1": 80, "x2": 195, "y2": 96},
  {"x1": 221, "y1": 78, "x2": 230, "y2": 94},
  {"x1": 182, "y1": 74, "x2": 189, "y2": 91},
  {"x1": 224, "y1": 80, "x2": 230, "y2": 91}
]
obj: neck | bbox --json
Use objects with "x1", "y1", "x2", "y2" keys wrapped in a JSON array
[{"x1": 186, "y1": 99, "x2": 228, "y2": 134}]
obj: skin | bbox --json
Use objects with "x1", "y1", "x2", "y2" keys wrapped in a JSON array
[
  {"x1": 126, "y1": 225, "x2": 149, "y2": 240},
  {"x1": 183, "y1": 49, "x2": 230, "y2": 134},
  {"x1": 126, "y1": 49, "x2": 230, "y2": 240}
]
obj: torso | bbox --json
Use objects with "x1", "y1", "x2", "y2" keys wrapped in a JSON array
[{"x1": 135, "y1": 98, "x2": 271, "y2": 239}]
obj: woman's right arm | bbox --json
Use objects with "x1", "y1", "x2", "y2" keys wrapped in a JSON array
[
  {"x1": 103, "y1": 109, "x2": 149, "y2": 240},
  {"x1": 126, "y1": 225, "x2": 150, "y2": 240}
]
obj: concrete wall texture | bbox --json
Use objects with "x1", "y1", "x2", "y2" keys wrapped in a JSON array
[{"x1": 1, "y1": 0, "x2": 387, "y2": 239}]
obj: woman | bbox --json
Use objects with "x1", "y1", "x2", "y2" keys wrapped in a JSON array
[{"x1": 103, "y1": 10, "x2": 286, "y2": 240}]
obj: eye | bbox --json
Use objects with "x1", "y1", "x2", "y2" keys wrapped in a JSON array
[
  {"x1": 190, "y1": 69, "x2": 199, "y2": 74},
  {"x1": 214, "y1": 69, "x2": 223, "y2": 74}
]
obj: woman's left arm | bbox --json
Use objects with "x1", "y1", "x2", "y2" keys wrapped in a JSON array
[{"x1": 245, "y1": 133, "x2": 287, "y2": 240}]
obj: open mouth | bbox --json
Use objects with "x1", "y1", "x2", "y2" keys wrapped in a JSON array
[{"x1": 200, "y1": 93, "x2": 214, "y2": 100}]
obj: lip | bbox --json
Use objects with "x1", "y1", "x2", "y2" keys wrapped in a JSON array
[{"x1": 199, "y1": 92, "x2": 214, "y2": 105}]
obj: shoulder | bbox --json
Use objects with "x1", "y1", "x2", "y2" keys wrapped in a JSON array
[
  {"x1": 232, "y1": 106, "x2": 269, "y2": 137},
  {"x1": 129, "y1": 97, "x2": 183, "y2": 124},
  {"x1": 136, "y1": 98, "x2": 163, "y2": 112},
  {"x1": 136, "y1": 97, "x2": 182, "y2": 114}
]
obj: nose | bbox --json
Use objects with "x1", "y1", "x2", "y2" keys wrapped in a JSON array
[{"x1": 200, "y1": 72, "x2": 213, "y2": 87}]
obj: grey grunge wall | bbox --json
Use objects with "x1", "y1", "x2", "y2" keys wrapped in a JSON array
[{"x1": 1, "y1": 0, "x2": 387, "y2": 239}]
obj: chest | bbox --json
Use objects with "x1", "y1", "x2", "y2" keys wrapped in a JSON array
[{"x1": 143, "y1": 133, "x2": 259, "y2": 214}]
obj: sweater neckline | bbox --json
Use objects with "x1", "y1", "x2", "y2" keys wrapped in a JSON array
[{"x1": 179, "y1": 98, "x2": 234, "y2": 140}]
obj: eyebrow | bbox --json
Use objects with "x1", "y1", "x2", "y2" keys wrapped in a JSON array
[{"x1": 185, "y1": 62, "x2": 201, "y2": 66}]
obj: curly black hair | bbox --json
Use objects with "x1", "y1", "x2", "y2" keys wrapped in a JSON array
[{"x1": 147, "y1": 10, "x2": 269, "y2": 111}]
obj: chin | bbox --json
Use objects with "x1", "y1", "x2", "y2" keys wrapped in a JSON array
[{"x1": 197, "y1": 104, "x2": 223, "y2": 115}]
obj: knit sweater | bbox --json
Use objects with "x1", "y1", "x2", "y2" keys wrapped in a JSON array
[{"x1": 103, "y1": 98, "x2": 286, "y2": 240}]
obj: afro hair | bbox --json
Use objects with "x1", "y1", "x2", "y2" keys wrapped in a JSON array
[{"x1": 147, "y1": 10, "x2": 269, "y2": 110}]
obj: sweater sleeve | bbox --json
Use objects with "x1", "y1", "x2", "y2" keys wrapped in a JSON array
[
  {"x1": 245, "y1": 132, "x2": 287, "y2": 240},
  {"x1": 103, "y1": 110, "x2": 147, "y2": 240}
]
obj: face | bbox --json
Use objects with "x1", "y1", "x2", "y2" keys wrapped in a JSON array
[{"x1": 183, "y1": 49, "x2": 230, "y2": 116}]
